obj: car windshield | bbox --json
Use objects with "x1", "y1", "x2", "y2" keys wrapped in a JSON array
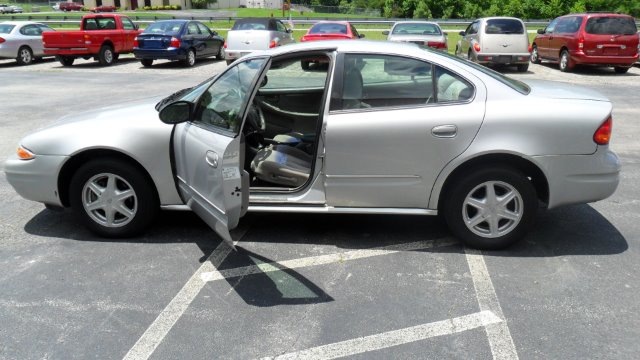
[
  {"x1": 309, "y1": 23, "x2": 348, "y2": 35},
  {"x1": 0, "y1": 24, "x2": 15, "y2": 33},
  {"x1": 143, "y1": 21, "x2": 184, "y2": 35},
  {"x1": 485, "y1": 19, "x2": 525, "y2": 34},
  {"x1": 426, "y1": 48, "x2": 530, "y2": 95},
  {"x1": 585, "y1": 17, "x2": 637, "y2": 35},
  {"x1": 232, "y1": 19, "x2": 271, "y2": 31},
  {"x1": 392, "y1": 23, "x2": 442, "y2": 35}
]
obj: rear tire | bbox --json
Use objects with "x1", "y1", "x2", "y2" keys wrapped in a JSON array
[
  {"x1": 443, "y1": 167, "x2": 537, "y2": 250},
  {"x1": 183, "y1": 48, "x2": 196, "y2": 67},
  {"x1": 517, "y1": 63, "x2": 529, "y2": 72},
  {"x1": 216, "y1": 45, "x2": 224, "y2": 60},
  {"x1": 530, "y1": 44, "x2": 541, "y2": 64},
  {"x1": 98, "y1": 45, "x2": 115, "y2": 66},
  {"x1": 141, "y1": 59, "x2": 153, "y2": 67},
  {"x1": 226, "y1": 59, "x2": 233, "y2": 65},
  {"x1": 559, "y1": 49, "x2": 573, "y2": 72},
  {"x1": 57, "y1": 55, "x2": 74, "y2": 66},
  {"x1": 69, "y1": 158, "x2": 159, "y2": 238},
  {"x1": 16, "y1": 46, "x2": 34, "y2": 65},
  {"x1": 614, "y1": 66, "x2": 630, "y2": 74}
]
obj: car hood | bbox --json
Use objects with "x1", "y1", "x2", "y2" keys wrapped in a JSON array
[
  {"x1": 21, "y1": 96, "x2": 170, "y2": 156},
  {"x1": 524, "y1": 80, "x2": 610, "y2": 102}
]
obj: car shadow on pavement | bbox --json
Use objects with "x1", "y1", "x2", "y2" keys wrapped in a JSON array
[
  {"x1": 537, "y1": 62, "x2": 639, "y2": 76},
  {"x1": 138, "y1": 57, "x2": 224, "y2": 70},
  {"x1": 0, "y1": 57, "x2": 56, "y2": 68},
  {"x1": 50, "y1": 57, "x2": 140, "y2": 69}
]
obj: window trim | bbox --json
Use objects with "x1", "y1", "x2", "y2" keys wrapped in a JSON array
[{"x1": 329, "y1": 52, "x2": 476, "y2": 115}]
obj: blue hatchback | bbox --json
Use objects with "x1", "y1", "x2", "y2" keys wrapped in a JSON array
[{"x1": 134, "y1": 20, "x2": 224, "y2": 67}]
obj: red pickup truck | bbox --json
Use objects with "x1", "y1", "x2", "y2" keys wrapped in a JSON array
[{"x1": 43, "y1": 14, "x2": 141, "y2": 66}]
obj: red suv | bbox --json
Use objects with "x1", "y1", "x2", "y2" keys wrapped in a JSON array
[{"x1": 531, "y1": 13, "x2": 639, "y2": 73}]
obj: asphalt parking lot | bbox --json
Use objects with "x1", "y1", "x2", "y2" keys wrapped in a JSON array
[{"x1": 1, "y1": 55, "x2": 639, "y2": 360}]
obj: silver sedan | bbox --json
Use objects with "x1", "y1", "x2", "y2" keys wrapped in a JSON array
[
  {"x1": 0, "y1": 21, "x2": 55, "y2": 65},
  {"x1": 384, "y1": 21, "x2": 448, "y2": 51},
  {"x1": 4, "y1": 40, "x2": 620, "y2": 249}
]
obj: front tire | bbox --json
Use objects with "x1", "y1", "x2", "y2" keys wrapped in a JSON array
[
  {"x1": 98, "y1": 45, "x2": 115, "y2": 66},
  {"x1": 183, "y1": 48, "x2": 196, "y2": 67},
  {"x1": 443, "y1": 167, "x2": 537, "y2": 250},
  {"x1": 559, "y1": 49, "x2": 573, "y2": 72},
  {"x1": 16, "y1": 46, "x2": 34, "y2": 65},
  {"x1": 69, "y1": 158, "x2": 159, "y2": 238}
]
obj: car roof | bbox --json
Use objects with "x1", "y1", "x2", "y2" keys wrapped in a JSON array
[
  {"x1": 393, "y1": 21, "x2": 440, "y2": 25},
  {"x1": 0, "y1": 21, "x2": 41, "y2": 26},
  {"x1": 313, "y1": 21, "x2": 351, "y2": 25},
  {"x1": 560, "y1": 13, "x2": 634, "y2": 18}
]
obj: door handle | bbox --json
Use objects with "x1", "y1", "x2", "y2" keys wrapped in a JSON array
[
  {"x1": 432, "y1": 125, "x2": 457, "y2": 138},
  {"x1": 206, "y1": 151, "x2": 219, "y2": 168}
]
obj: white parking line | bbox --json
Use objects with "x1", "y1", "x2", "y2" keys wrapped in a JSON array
[
  {"x1": 122, "y1": 226, "x2": 248, "y2": 360},
  {"x1": 200, "y1": 238, "x2": 459, "y2": 282},
  {"x1": 465, "y1": 249, "x2": 519, "y2": 360},
  {"x1": 260, "y1": 310, "x2": 502, "y2": 360}
]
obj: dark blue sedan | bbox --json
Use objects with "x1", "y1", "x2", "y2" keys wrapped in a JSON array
[{"x1": 134, "y1": 20, "x2": 224, "y2": 67}]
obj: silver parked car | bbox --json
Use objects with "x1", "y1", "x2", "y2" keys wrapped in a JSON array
[
  {"x1": 384, "y1": 21, "x2": 448, "y2": 51},
  {"x1": 224, "y1": 17, "x2": 295, "y2": 65},
  {"x1": 0, "y1": 21, "x2": 55, "y2": 65},
  {"x1": 4, "y1": 41, "x2": 620, "y2": 249},
  {"x1": 456, "y1": 17, "x2": 531, "y2": 72}
]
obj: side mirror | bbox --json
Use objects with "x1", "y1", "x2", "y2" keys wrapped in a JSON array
[
  {"x1": 212, "y1": 30, "x2": 218, "y2": 36},
  {"x1": 537, "y1": 29, "x2": 545, "y2": 34},
  {"x1": 459, "y1": 31, "x2": 466, "y2": 36},
  {"x1": 159, "y1": 101, "x2": 192, "y2": 124},
  {"x1": 286, "y1": 28, "x2": 292, "y2": 33},
  {"x1": 359, "y1": 34, "x2": 365, "y2": 38},
  {"x1": 382, "y1": 30, "x2": 389, "y2": 35}
]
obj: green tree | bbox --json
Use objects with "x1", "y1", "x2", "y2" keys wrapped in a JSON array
[{"x1": 414, "y1": 0, "x2": 432, "y2": 18}]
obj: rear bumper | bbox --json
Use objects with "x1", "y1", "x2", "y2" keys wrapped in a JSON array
[
  {"x1": 4, "y1": 153, "x2": 68, "y2": 207},
  {"x1": 44, "y1": 48, "x2": 92, "y2": 56},
  {"x1": 0, "y1": 45, "x2": 17, "y2": 59},
  {"x1": 533, "y1": 147, "x2": 620, "y2": 209},
  {"x1": 224, "y1": 50, "x2": 254, "y2": 61},
  {"x1": 134, "y1": 48, "x2": 186, "y2": 61},
  {"x1": 570, "y1": 50, "x2": 638, "y2": 66},
  {"x1": 476, "y1": 53, "x2": 530, "y2": 65}
]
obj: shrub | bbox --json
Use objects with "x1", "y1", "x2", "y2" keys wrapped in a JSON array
[
  {"x1": 143, "y1": 6, "x2": 150, "y2": 10},
  {"x1": 175, "y1": 5, "x2": 181, "y2": 10},
  {"x1": 164, "y1": 5, "x2": 171, "y2": 10}
]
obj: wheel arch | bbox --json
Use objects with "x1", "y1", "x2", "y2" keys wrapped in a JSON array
[
  {"x1": 435, "y1": 153, "x2": 549, "y2": 211},
  {"x1": 58, "y1": 148, "x2": 159, "y2": 207}
]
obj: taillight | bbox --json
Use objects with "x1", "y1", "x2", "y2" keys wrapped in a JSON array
[
  {"x1": 133, "y1": 37, "x2": 138, "y2": 48},
  {"x1": 269, "y1": 40, "x2": 278, "y2": 48},
  {"x1": 427, "y1": 41, "x2": 447, "y2": 49},
  {"x1": 473, "y1": 42, "x2": 481, "y2": 52},
  {"x1": 578, "y1": 36, "x2": 584, "y2": 49},
  {"x1": 0, "y1": 37, "x2": 5, "y2": 44},
  {"x1": 223, "y1": 41, "x2": 227, "y2": 49},
  {"x1": 528, "y1": 44, "x2": 532, "y2": 53},
  {"x1": 594, "y1": 116, "x2": 612, "y2": 145},
  {"x1": 169, "y1": 37, "x2": 180, "y2": 48}
]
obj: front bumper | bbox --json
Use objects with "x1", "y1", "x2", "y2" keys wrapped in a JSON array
[
  {"x1": 134, "y1": 48, "x2": 185, "y2": 61},
  {"x1": 4, "y1": 153, "x2": 69, "y2": 207},
  {"x1": 533, "y1": 147, "x2": 620, "y2": 209},
  {"x1": 476, "y1": 53, "x2": 530, "y2": 65},
  {"x1": 571, "y1": 50, "x2": 638, "y2": 67}
]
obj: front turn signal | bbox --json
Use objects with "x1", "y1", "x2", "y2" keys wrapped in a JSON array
[{"x1": 17, "y1": 146, "x2": 35, "y2": 160}]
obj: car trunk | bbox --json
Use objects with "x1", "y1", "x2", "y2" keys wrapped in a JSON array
[
  {"x1": 302, "y1": 33, "x2": 352, "y2": 41},
  {"x1": 389, "y1": 34, "x2": 446, "y2": 47},
  {"x1": 136, "y1": 34, "x2": 173, "y2": 49},
  {"x1": 481, "y1": 34, "x2": 529, "y2": 54},
  {"x1": 226, "y1": 30, "x2": 273, "y2": 51}
]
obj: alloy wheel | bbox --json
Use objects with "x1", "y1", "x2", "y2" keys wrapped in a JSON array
[
  {"x1": 82, "y1": 173, "x2": 138, "y2": 228},
  {"x1": 462, "y1": 180, "x2": 523, "y2": 238}
]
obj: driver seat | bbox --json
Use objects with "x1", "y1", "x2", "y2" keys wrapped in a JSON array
[{"x1": 251, "y1": 142, "x2": 312, "y2": 187}]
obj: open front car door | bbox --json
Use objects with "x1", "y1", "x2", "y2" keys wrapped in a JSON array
[{"x1": 169, "y1": 58, "x2": 268, "y2": 247}]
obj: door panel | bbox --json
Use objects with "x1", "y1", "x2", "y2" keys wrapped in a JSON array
[{"x1": 173, "y1": 58, "x2": 267, "y2": 245}]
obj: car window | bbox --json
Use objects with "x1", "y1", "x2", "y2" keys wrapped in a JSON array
[
  {"x1": 37, "y1": 24, "x2": 54, "y2": 33},
  {"x1": 260, "y1": 56, "x2": 329, "y2": 91},
  {"x1": 545, "y1": 18, "x2": 558, "y2": 34},
  {"x1": 555, "y1": 16, "x2": 582, "y2": 33},
  {"x1": 309, "y1": 23, "x2": 348, "y2": 35},
  {"x1": 19, "y1": 25, "x2": 41, "y2": 36},
  {"x1": 0, "y1": 24, "x2": 15, "y2": 34},
  {"x1": 187, "y1": 22, "x2": 200, "y2": 35},
  {"x1": 143, "y1": 21, "x2": 183, "y2": 34},
  {"x1": 392, "y1": 23, "x2": 442, "y2": 35},
  {"x1": 193, "y1": 58, "x2": 267, "y2": 135},
  {"x1": 585, "y1": 16, "x2": 637, "y2": 35},
  {"x1": 334, "y1": 54, "x2": 434, "y2": 110},
  {"x1": 350, "y1": 25, "x2": 359, "y2": 37},
  {"x1": 122, "y1": 18, "x2": 136, "y2": 31},
  {"x1": 470, "y1": 21, "x2": 480, "y2": 35},
  {"x1": 435, "y1": 67, "x2": 474, "y2": 102},
  {"x1": 484, "y1": 19, "x2": 524, "y2": 34},
  {"x1": 276, "y1": 21, "x2": 286, "y2": 33},
  {"x1": 84, "y1": 18, "x2": 117, "y2": 30},
  {"x1": 196, "y1": 22, "x2": 211, "y2": 35}
]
